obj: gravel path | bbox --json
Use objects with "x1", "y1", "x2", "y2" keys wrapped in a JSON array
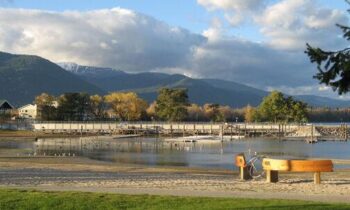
[
  {"x1": 0, "y1": 166, "x2": 350, "y2": 204},
  {"x1": 0, "y1": 156, "x2": 349, "y2": 204}
]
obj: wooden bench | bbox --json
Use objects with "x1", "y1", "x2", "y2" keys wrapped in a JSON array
[
  {"x1": 235, "y1": 153, "x2": 252, "y2": 180},
  {"x1": 262, "y1": 158, "x2": 333, "y2": 184}
]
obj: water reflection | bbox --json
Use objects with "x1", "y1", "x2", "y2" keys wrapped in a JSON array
[
  {"x1": 0, "y1": 137, "x2": 349, "y2": 169},
  {"x1": 34, "y1": 137, "x2": 228, "y2": 167}
]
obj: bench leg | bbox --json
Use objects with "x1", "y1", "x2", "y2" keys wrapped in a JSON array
[
  {"x1": 239, "y1": 166, "x2": 252, "y2": 180},
  {"x1": 314, "y1": 172, "x2": 321, "y2": 184},
  {"x1": 266, "y1": 170, "x2": 278, "y2": 183}
]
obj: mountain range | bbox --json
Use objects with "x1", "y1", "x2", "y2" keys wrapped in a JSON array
[
  {"x1": 58, "y1": 62, "x2": 350, "y2": 108},
  {"x1": 1, "y1": 51, "x2": 349, "y2": 108},
  {"x1": 0, "y1": 52, "x2": 103, "y2": 106}
]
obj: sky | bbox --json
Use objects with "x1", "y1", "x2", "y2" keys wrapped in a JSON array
[{"x1": 0, "y1": 0, "x2": 349, "y2": 99}]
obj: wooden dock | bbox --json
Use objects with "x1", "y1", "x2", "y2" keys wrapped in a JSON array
[
  {"x1": 33, "y1": 122, "x2": 295, "y2": 136},
  {"x1": 32, "y1": 122, "x2": 349, "y2": 141}
]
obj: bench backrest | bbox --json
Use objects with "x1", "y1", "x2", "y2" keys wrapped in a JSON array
[
  {"x1": 235, "y1": 153, "x2": 246, "y2": 167},
  {"x1": 262, "y1": 158, "x2": 333, "y2": 172},
  {"x1": 289, "y1": 160, "x2": 333, "y2": 172},
  {"x1": 262, "y1": 158, "x2": 290, "y2": 171}
]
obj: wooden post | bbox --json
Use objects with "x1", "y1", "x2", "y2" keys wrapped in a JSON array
[
  {"x1": 221, "y1": 124, "x2": 224, "y2": 141},
  {"x1": 239, "y1": 167, "x2": 244, "y2": 180},
  {"x1": 239, "y1": 167, "x2": 251, "y2": 180},
  {"x1": 281, "y1": 124, "x2": 283, "y2": 137},
  {"x1": 314, "y1": 172, "x2": 321, "y2": 184},
  {"x1": 170, "y1": 124, "x2": 173, "y2": 137},
  {"x1": 311, "y1": 124, "x2": 314, "y2": 142},
  {"x1": 266, "y1": 170, "x2": 279, "y2": 183},
  {"x1": 278, "y1": 124, "x2": 281, "y2": 138},
  {"x1": 344, "y1": 124, "x2": 348, "y2": 141},
  {"x1": 183, "y1": 125, "x2": 185, "y2": 137}
]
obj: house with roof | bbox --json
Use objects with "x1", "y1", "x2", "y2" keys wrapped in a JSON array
[
  {"x1": 18, "y1": 104, "x2": 38, "y2": 119},
  {"x1": 0, "y1": 100, "x2": 15, "y2": 113}
]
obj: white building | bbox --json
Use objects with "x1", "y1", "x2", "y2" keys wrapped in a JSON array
[{"x1": 18, "y1": 104, "x2": 38, "y2": 119}]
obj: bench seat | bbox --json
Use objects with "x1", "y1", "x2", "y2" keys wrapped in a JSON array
[{"x1": 262, "y1": 158, "x2": 333, "y2": 184}]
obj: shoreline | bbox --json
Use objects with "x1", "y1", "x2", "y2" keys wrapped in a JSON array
[
  {"x1": 0, "y1": 130, "x2": 113, "y2": 139},
  {"x1": 1, "y1": 130, "x2": 349, "y2": 142},
  {"x1": 0, "y1": 157, "x2": 349, "y2": 204},
  {"x1": 0, "y1": 131, "x2": 349, "y2": 204}
]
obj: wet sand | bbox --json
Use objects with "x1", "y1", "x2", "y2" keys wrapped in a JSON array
[{"x1": 0, "y1": 157, "x2": 349, "y2": 204}]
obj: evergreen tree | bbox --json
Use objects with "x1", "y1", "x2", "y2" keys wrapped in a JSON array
[
  {"x1": 306, "y1": 1, "x2": 350, "y2": 94},
  {"x1": 57, "y1": 93, "x2": 91, "y2": 121},
  {"x1": 258, "y1": 91, "x2": 287, "y2": 123},
  {"x1": 155, "y1": 88, "x2": 189, "y2": 121},
  {"x1": 256, "y1": 91, "x2": 308, "y2": 123}
]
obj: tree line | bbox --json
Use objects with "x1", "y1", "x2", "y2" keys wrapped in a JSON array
[
  {"x1": 308, "y1": 107, "x2": 350, "y2": 122},
  {"x1": 31, "y1": 88, "x2": 312, "y2": 123},
  {"x1": 35, "y1": 89, "x2": 245, "y2": 122},
  {"x1": 245, "y1": 91, "x2": 308, "y2": 123}
]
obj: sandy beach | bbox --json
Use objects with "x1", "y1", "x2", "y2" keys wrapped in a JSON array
[{"x1": 0, "y1": 157, "x2": 349, "y2": 204}]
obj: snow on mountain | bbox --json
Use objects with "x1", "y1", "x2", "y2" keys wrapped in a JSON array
[{"x1": 57, "y1": 62, "x2": 125, "y2": 78}]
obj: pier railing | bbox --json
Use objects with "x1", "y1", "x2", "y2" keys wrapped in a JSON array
[
  {"x1": 31, "y1": 121, "x2": 302, "y2": 137},
  {"x1": 29, "y1": 121, "x2": 349, "y2": 140}
]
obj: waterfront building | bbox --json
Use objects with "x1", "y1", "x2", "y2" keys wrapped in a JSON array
[
  {"x1": 0, "y1": 99, "x2": 15, "y2": 113},
  {"x1": 18, "y1": 104, "x2": 38, "y2": 119}
]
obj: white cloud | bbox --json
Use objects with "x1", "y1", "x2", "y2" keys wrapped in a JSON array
[
  {"x1": 255, "y1": 0, "x2": 348, "y2": 51},
  {"x1": 318, "y1": 85, "x2": 331, "y2": 92},
  {"x1": 267, "y1": 85, "x2": 315, "y2": 96},
  {"x1": 198, "y1": 0, "x2": 348, "y2": 51},
  {"x1": 187, "y1": 36, "x2": 316, "y2": 88},
  {"x1": 197, "y1": 0, "x2": 266, "y2": 26},
  {"x1": 266, "y1": 85, "x2": 350, "y2": 100},
  {"x1": 202, "y1": 17, "x2": 226, "y2": 41},
  {"x1": 197, "y1": 0, "x2": 263, "y2": 11},
  {"x1": 0, "y1": 8, "x2": 205, "y2": 71},
  {"x1": 0, "y1": 6, "x2": 346, "y2": 99}
]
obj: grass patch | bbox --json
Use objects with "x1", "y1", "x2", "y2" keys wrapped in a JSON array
[{"x1": 0, "y1": 189, "x2": 349, "y2": 210}]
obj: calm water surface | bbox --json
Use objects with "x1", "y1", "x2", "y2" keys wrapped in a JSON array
[{"x1": 0, "y1": 137, "x2": 349, "y2": 169}]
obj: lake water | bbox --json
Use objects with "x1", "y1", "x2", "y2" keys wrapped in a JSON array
[{"x1": 0, "y1": 137, "x2": 349, "y2": 170}]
